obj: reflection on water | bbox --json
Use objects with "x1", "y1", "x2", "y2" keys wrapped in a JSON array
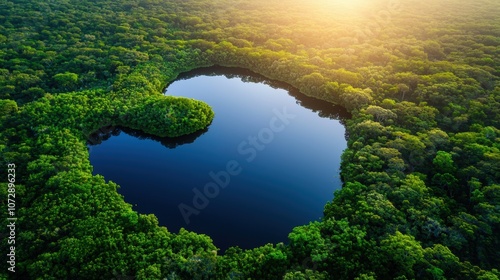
[{"x1": 88, "y1": 125, "x2": 209, "y2": 149}]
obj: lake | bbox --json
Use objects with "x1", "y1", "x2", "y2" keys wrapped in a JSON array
[{"x1": 89, "y1": 66, "x2": 349, "y2": 251}]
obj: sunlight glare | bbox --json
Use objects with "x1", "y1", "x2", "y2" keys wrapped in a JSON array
[
  {"x1": 309, "y1": 0, "x2": 373, "y2": 18},
  {"x1": 332, "y1": 0, "x2": 369, "y2": 11}
]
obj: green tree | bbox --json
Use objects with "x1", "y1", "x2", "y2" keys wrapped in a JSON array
[
  {"x1": 433, "y1": 151, "x2": 456, "y2": 174},
  {"x1": 379, "y1": 232, "x2": 426, "y2": 278},
  {"x1": 53, "y1": 72, "x2": 79, "y2": 91},
  {"x1": 340, "y1": 86, "x2": 373, "y2": 111}
]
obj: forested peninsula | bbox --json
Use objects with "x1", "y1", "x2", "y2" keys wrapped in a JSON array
[{"x1": 0, "y1": 0, "x2": 499, "y2": 279}]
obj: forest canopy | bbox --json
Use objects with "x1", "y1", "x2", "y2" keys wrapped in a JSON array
[{"x1": 0, "y1": 0, "x2": 499, "y2": 279}]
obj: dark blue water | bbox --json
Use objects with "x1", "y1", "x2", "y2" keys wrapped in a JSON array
[{"x1": 89, "y1": 67, "x2": 348, "y2": 251}]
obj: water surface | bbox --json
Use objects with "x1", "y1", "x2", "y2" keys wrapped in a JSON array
[{"x1": 89, "y1": 67, "x2": 348, "y2": 251}]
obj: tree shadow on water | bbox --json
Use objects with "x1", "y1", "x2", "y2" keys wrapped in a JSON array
[{"x1": 87, "y1": 125, "x2": 209, "y2": 149}]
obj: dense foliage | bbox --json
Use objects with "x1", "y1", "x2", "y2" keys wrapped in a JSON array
[{"x1": 1, "y1": 0, "x2": 499, "y2": 279}]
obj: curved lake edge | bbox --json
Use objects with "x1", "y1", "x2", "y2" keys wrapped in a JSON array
[
  {"x1": 89, "y1": 66, "x2": 351, "y2": 148},
  {"x1": 165, "y1": 65, "x2": 352, "y2": 122}
]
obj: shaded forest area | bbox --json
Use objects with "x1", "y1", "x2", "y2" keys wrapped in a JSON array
[{"x1": 0, "y1": 0, "x2": 499, "y2": 279}]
